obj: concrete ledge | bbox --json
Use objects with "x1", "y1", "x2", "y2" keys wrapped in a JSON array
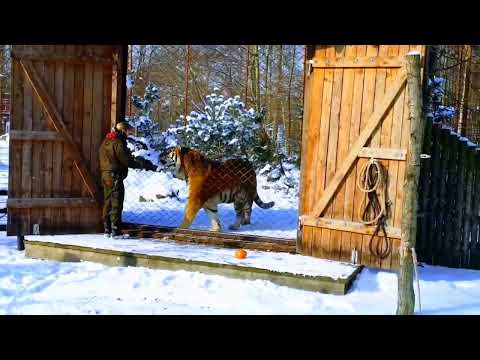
[{"x1": 24, "y1": 239, "x2": 363, "y2": 295}]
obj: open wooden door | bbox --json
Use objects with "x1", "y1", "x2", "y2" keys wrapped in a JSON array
[
  {"x1": 7, "y1": 45, "x2": 127, "y2": 236},
  {"x1": 298, "y1": 45, "x2": 426, "y2": 270}
]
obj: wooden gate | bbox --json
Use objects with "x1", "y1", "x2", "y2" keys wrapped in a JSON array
[
  {"x1": 298, "y1": 45, "x2": 426, "y2": 270},
  {"x1": 7, "y1": 45, "x2": 127, "y2": 236}
]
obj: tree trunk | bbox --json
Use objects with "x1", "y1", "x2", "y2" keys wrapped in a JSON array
[
  {"x1": 458, "y1": 45, "x2": 472, "y2": 137},
  {"x1": 287, "y1": 46, "x2": 296, "y2": 156},
  {"x1": 264, "y1": 45, "x2": 273, "y2": 110},
  {"x1": 256, "y1": 45, "x2": 261, "y2": 112},
  {"x1": 273, "y1": 45, "x2": 283, "y2": 152},
  {"x1": 397, "y1": 53, "x2": 424, "y2": 316},
  {"x1": 184, "y1": 45, "x2": 191, "y2": 123}
]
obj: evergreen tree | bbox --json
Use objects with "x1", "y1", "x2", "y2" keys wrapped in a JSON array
[
  {"x1": 129, "y1": 82, "x2": 161, "y2": 139},
  {"x1": 174, "y1": 89, "x2": 273, "y2": 167}
]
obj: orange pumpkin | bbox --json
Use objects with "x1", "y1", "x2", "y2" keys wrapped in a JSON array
[{"x1": 235, "y1": 249, "x2": 247, "y2": 259}]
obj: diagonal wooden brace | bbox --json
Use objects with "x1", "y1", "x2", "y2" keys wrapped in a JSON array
[
  {"x1": 20, "y1": 59, "x2": 102, "y2": 207},
  {"x1": 312, "y1": 72, "x2": 407, "y2": 218}
]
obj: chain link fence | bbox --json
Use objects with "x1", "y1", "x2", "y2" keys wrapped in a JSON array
[
  {"x1": 427, "y1": 45, "x2": 480, "y2": 144},
  {"x1": 122, "y1": 44, "x2": 304, "y2": 240},
  {"x1": 122, "y1": 162, "x2": 300, "y2": 239}
]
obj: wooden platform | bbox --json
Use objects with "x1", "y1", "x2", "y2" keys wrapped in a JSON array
[
  {"x1": 23, "y1": 234, "x2": 363, "y2": 295},
  {"x1": 122, "y1": 223, "x2": 297, "y2": 254}
]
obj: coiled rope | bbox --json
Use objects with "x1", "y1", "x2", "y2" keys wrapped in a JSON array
[{"x1": 357, "y1": 158, "x2": 391, "y2": 259}]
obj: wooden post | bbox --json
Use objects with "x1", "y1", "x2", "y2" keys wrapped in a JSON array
[
  {"x1": 17, "y1": 235, "x2": 25, "y2": 251},
  {"x1": 397, "y1": 53, "x2": 424, "y2": 315}
]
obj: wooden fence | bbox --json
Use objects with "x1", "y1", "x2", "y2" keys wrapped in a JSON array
[{"x1": 416, "y1": 120, "x2": 480, "y2": 269}]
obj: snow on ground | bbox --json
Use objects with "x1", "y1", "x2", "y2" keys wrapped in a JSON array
[
  {"x1": 2, "y1": 231, "x2": 480, "y2": 314},
  {"x1": 123, "y1": 166, "x2": 300, "y2": 239},
  {"x1": 25, "y1": 234, "x2": 358, "y2": 279}
]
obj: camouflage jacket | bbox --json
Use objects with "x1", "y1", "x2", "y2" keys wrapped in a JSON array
[{"x1": 99, "y1": 131, "x2": 144, "y2": 179}]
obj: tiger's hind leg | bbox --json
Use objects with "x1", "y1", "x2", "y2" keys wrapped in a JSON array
[
  {"x1": 242, "y1": 204, "x2": 252, "y2": 225},
  {"x1": 229, "y1": 200, "x2": 244, "y2": 230},
  {"x1": 203, "y1": 199, "x2": 221, "y2": 232}
]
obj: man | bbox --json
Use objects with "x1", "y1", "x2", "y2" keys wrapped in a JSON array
[{"x1": 99, "y1": 121, "x2": 156, "y2": 238}]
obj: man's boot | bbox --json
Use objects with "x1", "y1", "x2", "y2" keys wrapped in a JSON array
[
  {"x1": 111, "y1": 224, "x2": 124, "y2": 239},
  {"x1": 103, "y1": 222, "x2": 111, "y2": 238}
]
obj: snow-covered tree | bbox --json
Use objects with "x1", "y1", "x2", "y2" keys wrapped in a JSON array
[
  {"x1": 128, "y1": 82, "x2": 161, "y2": 139},
  {"x1": 425, "y1": 76, "x2": 456, "y2": 123},
  {"x1": 173, "y1": 89, "x2": 273, "y2": 167}
]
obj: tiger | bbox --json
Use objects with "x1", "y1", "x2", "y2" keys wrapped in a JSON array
[{"x1": 159, "y1": 146, "x2": 275, "y2": 232}]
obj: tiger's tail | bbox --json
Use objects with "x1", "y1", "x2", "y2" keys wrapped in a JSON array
[{"x1": 254, "y1": 193, "x2": 275, "y2": 209}]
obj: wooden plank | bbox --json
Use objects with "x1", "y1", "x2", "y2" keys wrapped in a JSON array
[
  {"x1": 358, "y1": 147, "x2": 407, "y2": 160},
  {"x1": 81, "y1": 62, "x2": 94, "y2": 232},
  {"x1": 311, "y1": 56, "x2": 404, "y2": 68},
  {"x1": 311, "y1": 71, "x2": 407, "y2": 218},
  {"x1": 11, "y1": 49, "x2": 114, "y2": 64},
  {"x1": 391, "y1": 45, "x2": 410, "y2": 231},
  {"x1": 369, "y1": 45, "x2": 388, "y2": 269},
  {"x1": 326, "y1": 45, "x2": 345, "y2": 260},
  {"x1": 380, "y1": 45, "x2": 400, "y2": 269},
  {"x1": 43, "y1": 49, "x2": 55, "y2": 233},
  {"x1": 24, "y1": 239, "x2": 361, "y2": 295},
  {"x1": 303, "y1": 46, "x2": 326, "y2": 216},
  {"x1": 21, "y1": 57, "x2": 33, "y2": 235},
  {"x1": 361, "y1": 45, "x2": 380, "y2": 268},
  {"x1": 417, "y1": 121, "x2": 435, "y2": 263},
  {"x1": 337, "y1": 45, "x2": 357, "y2": 262},
  {"x1": 454, "y1": 140, "x2": 468, "y2": 267},
  {"x1": 19, "y1": 59, "x2": 102, "y2": 205},
  {"x1": 102, "y1": 63, "x2": 113, "y2": 138},
  {"x1": 391, "y1": 45, "x2": 410, "y2": 233},
  {"x1": 9, "y1": 130, "x2": 65, "y2": 142},
  {"x1": 316, "y1": 46, "x2": 336, "y2": 258},
  {"x1": 298, "y1": 46, "x2": 317, "y2": 219},
  {"x1": 429, "y1": 127, "x2": 446, "y2": 265},
  {"x1": 8, "y1": 198, "x2": 97, "y2": 208},
  {"x1": 127, "y1": 225, "x2": 297, "y2": 246},
  {"x1": 90, "y1": 62, "x2": 105, "y2": 231},
  {"x1": 7, "y1": 56, "x2": 24, "y2": 235},
  {"x1": 147, "y1": 233, "x2": 295, "y2": 253},
  {"x1": 52, "y1": 45, "x2": 65, "y2": 232},
  {"x1": 349, "y1": 45, "x2": 367, "y2": 266},
  {"x1": 30, "y1": 60, "x2": 45, "y2": 233},
  {"x1": 71, "y1": 59, "x2": 85, "y2": 232},
  {"x1": 472, "y1": 149, "x2": 480, "y2": 255},
  {"x1": 307, "y1": 46, "x2": 327, "y2": 258},
  {"x1": 443, "y1": 132, "x2": 459, "y2": 267},
  {"x1": 463, "y1": 145, "x2": 476, "y2": 267},
  {"x1": 300, "y1": 215, "x2": 402, "y2": 239}
]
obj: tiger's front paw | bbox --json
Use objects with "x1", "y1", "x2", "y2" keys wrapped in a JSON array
[{"x1": 179, "y1": 222, "x2": 190, "y2": 229}]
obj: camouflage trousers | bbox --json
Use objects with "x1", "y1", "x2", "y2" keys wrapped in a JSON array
[{"x1": 101, "y1": 171, "x2": 125, "y2": 230}]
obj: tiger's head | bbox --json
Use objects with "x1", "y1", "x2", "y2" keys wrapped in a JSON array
[
  {"x1": 160, "y1": 146, "x2": 212, "y2": 181},
  {"x1": 159, "y1": 146, "x2": 190, "y2": 180}
]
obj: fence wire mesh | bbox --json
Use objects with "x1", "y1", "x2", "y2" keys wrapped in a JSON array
[
  {"x1": 121, "y1": 45, "x2": 304, "y2": 239},
  {"x1": 427, "y1": 45, "x2": 480, "y2": 144},
  {"x1": 122, "y1": 163, "x2": 300, "y2": 239}
]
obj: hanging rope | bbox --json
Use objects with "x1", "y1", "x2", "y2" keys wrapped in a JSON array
[{"x1": 357, "y1": 158, "x2": 392, "y2": 259}]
